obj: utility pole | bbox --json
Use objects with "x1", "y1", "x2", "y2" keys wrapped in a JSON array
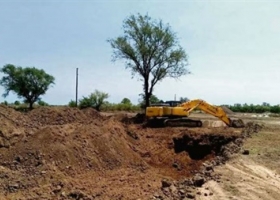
[{"x1": 75, "y1": 68, "x2": 78, "y2": 107}]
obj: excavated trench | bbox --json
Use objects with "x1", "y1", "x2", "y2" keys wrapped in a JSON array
[
  {"x1": 149, "y1": 123, "x2": 263, "y2": 200},
  {"x1": 173, "y1": 134, "x2": 239, "y2": 160}
]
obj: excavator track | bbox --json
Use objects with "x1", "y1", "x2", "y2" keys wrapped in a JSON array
[
  {"x1": 146, "y1": 118, "x2": 203, "y2": 128},
  {"x1": 164, "y1": 118, "x2": 203, "y2": 127}
]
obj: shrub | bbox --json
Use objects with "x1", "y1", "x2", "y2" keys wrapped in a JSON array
[
  {"x1": 79, "y1": 90, "x2": 109, "y2": 111},
  {"x1": 38, "y1": 100, "x2": 49, "y2": 106},
  {"x1": 68, "y1": 100, "x2": 77, "y2": 107}
]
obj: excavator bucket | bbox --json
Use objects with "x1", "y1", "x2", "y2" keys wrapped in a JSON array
[{"x1": 231, "y1": 119, "x2": 245, "y2": 128}]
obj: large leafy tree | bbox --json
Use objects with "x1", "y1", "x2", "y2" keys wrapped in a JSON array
[
  {"x1": 121, "y1": 97, "x2": 132, "y2": 105},
  {"x1": 108, "y1": 13, "x2": 190, "y2": 108},
  {"x1": 0, "y1": 64, "x2": 55, "y2": 109}
]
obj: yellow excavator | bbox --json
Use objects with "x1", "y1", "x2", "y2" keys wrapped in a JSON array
[{"x1": 145, "y1": 99, "x2": 245, "y2": 128}]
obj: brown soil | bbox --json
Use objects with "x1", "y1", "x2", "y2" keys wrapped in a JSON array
[
  {"x1": 0, "y1": 106, "x2": 253, "y2": 199},
  {"x1": 220, "y1": 106, "x2": 234, "y2": 114}
]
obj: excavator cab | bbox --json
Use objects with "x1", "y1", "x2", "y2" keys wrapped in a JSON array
[
  {"x1": 164, "y1": 101, "x2": 182, "y2": 107},
  {"x1": 146, "y1": 100, "x2": 203, "y2": 127},
  {"x1": 150, "y1": 100, "x2": 182, "y2": 107}
]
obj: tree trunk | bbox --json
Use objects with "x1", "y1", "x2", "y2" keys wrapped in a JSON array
[
  {"x1": 95, "y1": 104, "x2": 101, "y2": 112},
  {"x1": 29, "y1": 101, "x2": 34, "y2": 110},
  {"x1": 145, "y1": 92, "x2": 151, "y2": 108},
  {"x1": 144, "y1": 77, "x2": 151, "y2": 108}
]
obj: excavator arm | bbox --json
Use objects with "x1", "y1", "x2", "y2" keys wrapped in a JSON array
[{"x1": 179, "y1": 99, "x2": 244, "y2": 128}]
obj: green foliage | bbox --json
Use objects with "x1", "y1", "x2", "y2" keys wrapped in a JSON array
[
  {"x1": 14, "y1": 100, "x2": 20, "y2": 105},
  {"x1": 68, "y1": 100, "x2": 77, "y2": 107},
  {"x1": 108, "y1": 13, "x2": 190, "y2": 108},
  {"x1": 14, "y1": 104, "x2": 30, "y2": 112},
  {"x1": 1, "y1": 101, "x2": 8, "y2": 105},
  {"x1": 150, "y1": 95, "x2": 163, "y2": 104},
  {"x1": 270, "y1": 106, "x2": 280, "y2": 113},
  {"x1": 179, "y1": 97, "x2": 189, "y2": 102},
  {"x1": 138, "y1": 93, "x2": 162, "y2": 109},
  {"x1": 226, "y1": 103, "x2": 280, "y2": 114},
  {"x1": 139, "y1": 93, "x2": 162, "y2": 103},
  {"x1": 0, "y1": 64, "x2": 55, "y2": 109},
  {"x1": 79, "y1": 90, "x2": 109, "y2": 111},
  {"x1": 68, "y1": 95, "x2": 139, "y2": 112},
  {"x1": 37, "y1": 100, "x2": 49, "y2": 106},
  {"x1": 121, "y1": 98, "x2": 132, "y2": 105}
]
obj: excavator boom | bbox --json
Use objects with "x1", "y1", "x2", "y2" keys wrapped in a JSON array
[
  {"x1": 179, "y1": 99, "x2": 228, "y2": 126},
  {"x1": 179, "y1": 99, "x2": 245, "y2": 127}
]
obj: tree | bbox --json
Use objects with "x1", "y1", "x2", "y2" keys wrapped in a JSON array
[
  {"x1": 149, "y1": 94, "x2": 162, "y2": 104},
  {"x1": 79, "y1": 90, "x2": 109, "y2": 111},
  {"x1": 179, "y1": 97, "x2": 189, "y2": 103},
  {"x1": 270, "y1": 105, "x2": 280, "y2": 113},
  {"x1": 138, "y1": 93, "x2": 162, "y2": 109},
  {"x1": 0, "y1": 64, "x2": 55, "y2": 109},
  {"x1": 108, "y1": 13, "x2": 190, "y2": 108},
  {"x1": 14, "y1": 100, "x2": 20, "y2": 105},
  {"x1": 121, "y1": 98, "x2": 132, "y2": 105},
  {"x1": 1, "y1": 101, "x2": 8, "y2": 105}
]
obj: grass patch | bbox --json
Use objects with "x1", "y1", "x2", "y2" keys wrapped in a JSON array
[
  {"x1": 243, "y1": 127, "x2": 280, "y2": 173},
  {"x1": 223, "y1": 184, "x2": 241, "y2": 196}
]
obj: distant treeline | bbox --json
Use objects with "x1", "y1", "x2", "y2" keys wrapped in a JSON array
[
  {"x1": 3, "y1": 99, "x2": 280, "y2": 114},
  {"x1": 224, "y1": 103, "x2": 280, "y2": 114}
]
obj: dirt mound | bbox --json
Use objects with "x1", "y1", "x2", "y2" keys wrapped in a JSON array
[
  {"x1": 81, "y1": 107, "x2": 102, "y2": 119},
  {"x1": 0, "y1": 105, "x2": 29, "y2": 148},
  {"x1": 221, "y1": 105, "x2": 234, "y2": 114},
  {"x1": 0, "y1": 105, "x2": 29, "y2": 128},
  {"x1": 0, "y1": 106, "x2": 256, "y2": 199},
  {"x1": 0, "y1": 119, "x2": 145, "y2": 173},
  {"x1": 28, "y1": 106, "x2": 102, "y2": 126},
  {"x1": 0, "y1": 105, "x2": 28, "y2": 123},
  {"x1": 0, "y1": 112, "x2": 147, "y2": 199},
  {"x1": 111, "y1": 112, "x2": 146, "y2": 124}
]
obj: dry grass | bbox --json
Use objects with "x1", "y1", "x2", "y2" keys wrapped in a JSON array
[
  {"x1": 242, "y1": 124, "x2": 280, "y2": 173},
  {"x1": 223, "y1": 184, "x2": 241, "y2": 196}
]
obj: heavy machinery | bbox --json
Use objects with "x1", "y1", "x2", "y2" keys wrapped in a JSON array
[{"x1": 145, "y1": 99, "x2": 245, "y2": 128}]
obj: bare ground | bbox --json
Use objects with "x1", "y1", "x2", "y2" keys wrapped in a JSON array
[
  {"x1": 195, "y1": 120, "x2": 280, "y2": 200},
  {"x1": 0, "y1": 106, "x2": 279, "y2": 199},
  {"x1": 196, "y1": 157, "x2": 280, "y2": 200}
]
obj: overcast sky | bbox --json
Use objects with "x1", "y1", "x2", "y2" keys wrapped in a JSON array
[{"x1": 0, "y1": 0, "x2": 279, "y2": 105}]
